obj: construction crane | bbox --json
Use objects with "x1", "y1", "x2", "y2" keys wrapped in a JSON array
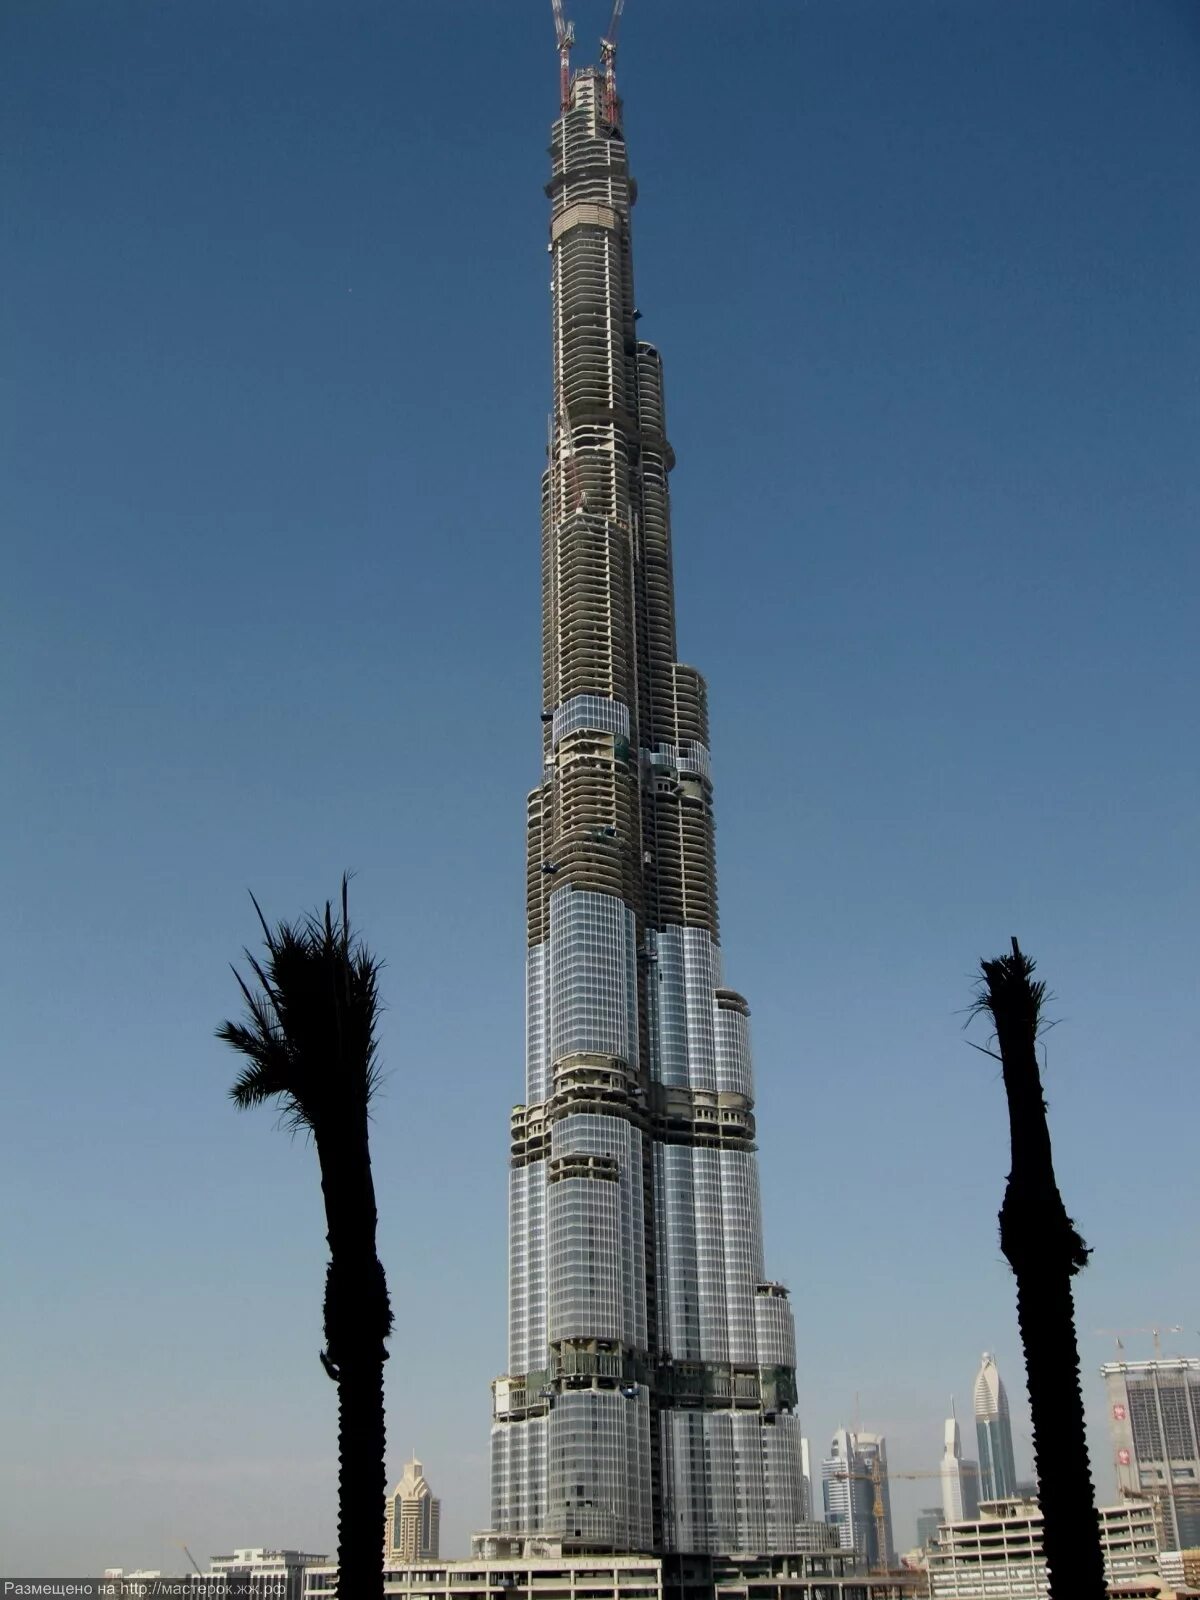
[
  {"x1": 831, "y1": 1461, "x2": 980, "y2": 1573},
  {"x1": 1096, "y1": 1325, "x2": 1183, "y2": 1360},
  {"x1": 829, "y1": 1462, "x2": 889, "y2": 1574},
  {"x1": 600, "y1": 0, "x2": 625, "y2": 129},
  {"x1": 550, "y1": 0, "x2": 575, "y2": 114},
  {"x1": 178, "y1": 1544, "x2": 203, "y2": 1577}
]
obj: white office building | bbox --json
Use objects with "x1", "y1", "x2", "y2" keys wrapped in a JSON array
[
  {"x1": 941, "y1": 1409, "x2": 980, "y2": 1525},
  {"x1": 195, "y1": 1548, "x2": 329, "y2": 1600}
]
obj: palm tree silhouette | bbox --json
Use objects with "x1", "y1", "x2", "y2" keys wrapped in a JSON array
[
  {"x1": 218, "y1": 877, "x2": 392, "y2": 1600},
  {"x1": 971, "y1": 937, "x2": 1104, "y2": 1599}
]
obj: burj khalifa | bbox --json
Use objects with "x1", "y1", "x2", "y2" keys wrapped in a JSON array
[{"x1": 489, "y1": 20, "x2": 805, "y2": 1558}]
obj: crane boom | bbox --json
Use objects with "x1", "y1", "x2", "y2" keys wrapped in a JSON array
[{"x1": 1097, "y1": 1325, "x2": 1183, "y2": 1360}]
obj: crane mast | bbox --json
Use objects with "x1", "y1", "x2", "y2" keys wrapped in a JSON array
[
  {"x1": 600, "y1": 0, "x2": 625, "y2": 128},
  {"x1": 550, "y1": 0, "x2": 575, "y2": 114},
  {"x1": 550, "y1": 1, "x2": 626, "y2": 127}
]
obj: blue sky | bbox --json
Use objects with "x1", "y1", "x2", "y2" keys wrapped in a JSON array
[{"x1": 2, "y1": 0, "x2": 1197, "y2": 1575}]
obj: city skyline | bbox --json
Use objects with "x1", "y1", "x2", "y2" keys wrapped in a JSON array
[{"x1": 3, "y1": 0, "x2": 1197, "y2": 1576}]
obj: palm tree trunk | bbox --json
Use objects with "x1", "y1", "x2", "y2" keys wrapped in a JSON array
[
  {"x1": 978, "y1": 938, "x2": 1105, "y2": 1600},
  {"x1": 320, "y1": 1134, "x2": 391, "y2": 1600},
  {"x1": 334, "y1": 1304, "x2": 389, "y2": 1599},
  {"x1": 1013, "y1": 1269, "x2": 1103, "y2": 1597}
]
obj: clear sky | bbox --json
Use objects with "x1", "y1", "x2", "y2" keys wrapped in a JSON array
[{"x1": 2, "y1": 0, "x2": 1197, "y2": 1576}]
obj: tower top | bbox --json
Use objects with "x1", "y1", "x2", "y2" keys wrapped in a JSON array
[
  {"x1": 549, "y1": 0, "x2": 626, "y2": 126},
  {"x1": 974, "y1": 1353, "x2": 1010, "y2": 1420},
  {"x1": 394, "y1": 1457, "x2": 434, "y2": 1500}
]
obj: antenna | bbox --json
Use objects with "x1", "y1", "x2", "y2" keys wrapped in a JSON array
[
  {"x1": 550, "y1": 0, "x2": 575, "y2": 115},
  {"x1": 600, "y1": 0, "x2": 625, "y2": 129}
]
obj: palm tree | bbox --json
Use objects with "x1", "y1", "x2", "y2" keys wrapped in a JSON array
[
  {"x1": 218, "y1": 877, "x2": 392, "y2": 1600},
  {"x1": 970, "y1": 937, "x2": 1104, "y2": 1600}
]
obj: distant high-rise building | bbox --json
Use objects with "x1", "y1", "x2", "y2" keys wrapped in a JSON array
[
  {"x1": 823, "y1": 1429, "x2": 869, "y2": 1558},
  {"x1": 856, "y1": 1435, "x2": 895, "y2": 1568},
  {"x1": 973, "y1": 1354, "x2": 1018, "y2": 1503},
  {"x1": 386, "y1": 1458, "x2": 442, "y2": 1563},
  {"x1": 940, "y1": 1407, "x2": 980, "y2": 1524},
  {"x1": 801, "y1": 1437, "x2": 812, "y2": 1523},
  {"x1": 916, "y1": 1508, "x2": 944, "y2": 1550},
  {"x1": 821, "y1": 1428, "x2": 894, "y2": 1568},
  {"x1": 1102, "y1": 1356, "x2": 1200, "y2": 1550}
]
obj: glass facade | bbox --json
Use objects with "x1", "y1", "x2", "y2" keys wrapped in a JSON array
[
  {"x1": 490, "y1": 58, "x2": 804, "y2": 1559},
  {"x1": 972, "y1": 1355, "x2": 1018, "y2": 1504}
]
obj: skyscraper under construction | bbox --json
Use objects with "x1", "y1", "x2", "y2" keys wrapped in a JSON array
[{"x1": 489, "y1": 12, "x2": 805, "y2": 1557}]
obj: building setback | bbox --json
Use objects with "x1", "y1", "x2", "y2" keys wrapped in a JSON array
[{"x1": 488, "y1": 31, "x2": 804, "y2": 1561}]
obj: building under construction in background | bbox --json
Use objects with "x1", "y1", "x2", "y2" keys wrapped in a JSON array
[{"x1": 1103, "y1": 1356, "x2": 1200, "y2": 1551}]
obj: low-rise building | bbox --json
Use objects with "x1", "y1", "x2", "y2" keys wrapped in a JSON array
[
  {"x1": 196, "y1": 1548, "x2": 329, "y2": 1600},
  {"x1": 300, "y1": 1564, "x2": 338, "y2": 1599},
  {"x1": 793, "y1": 1521, "x2": 844, "y2": 1554},
  {"x1": 384, "y1": 1544, "x2": 921, "y2": 1600},
  {"x1": 1158, "y1": 1547, "x2": 1200, "y2": 1593},
  {"x1": 927, "y1": 1496, "x2": 1161, "y2": 1598}
]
